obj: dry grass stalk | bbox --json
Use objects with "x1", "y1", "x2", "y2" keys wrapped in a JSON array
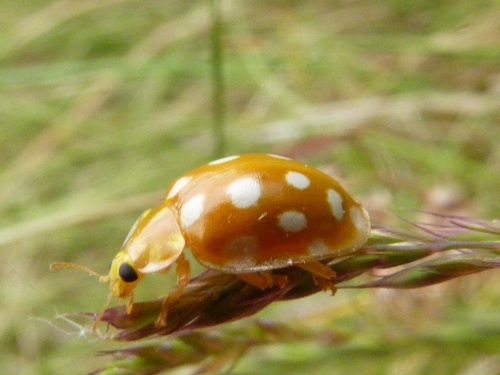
[{"x1": 81, "y1": 213, "x2": 500, "y2": 341}]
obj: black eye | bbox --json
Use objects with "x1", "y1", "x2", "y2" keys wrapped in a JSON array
[{"x1": 119, "y1": 263, "x2": 138, "y2": 282}]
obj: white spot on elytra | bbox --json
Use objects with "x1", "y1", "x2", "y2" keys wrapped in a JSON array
[
  {"x1": 327, "y1": 189, "x2": 344, "y2": 220},
  {"x1": 224, "y1": 236, "x2": 259, "y2": 258},
  {"x1": 285, "y1": 171, "x2": 310, "y2": 190},
  {"x1": 227, "y1": 177, "x2": 261, "y2": 209},
  {"x1": 278, "y1": 211, "x2": 307, "y2": 233},
  {"x1": 180, "y1": 194, "x2": 205, "y2": 227},
  {"x1": 167, "y1": 176, "x2": 192, "y2": 199},
  {"x1": 222, "y1": 235, "x2": 259, "y2": 270},
  {"x1": 350, "y1": 206, "x2": 369, "y2": 233},
  {"x1": 308, "y1": 239, "x2": 330, "y2": 257},
  {"x1": 208, "y1": 155, "x2": 239, "y2": 165}
]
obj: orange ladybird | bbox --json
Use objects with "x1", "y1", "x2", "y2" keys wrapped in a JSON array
[{"x1": 52, "y1": 154, "x2": 370, "y2": 329}]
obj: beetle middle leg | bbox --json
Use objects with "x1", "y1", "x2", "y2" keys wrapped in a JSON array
[
  {"x1": 237, "y1": 272, "x2": 288, "y2": 289},
  {"x1": 156, "y1": 252, "x2": 191, "y2": 327}
]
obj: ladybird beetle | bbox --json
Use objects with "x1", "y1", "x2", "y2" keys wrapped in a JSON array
[{"x1": 51, "y1": 154, "x2": 370, "y2": 330}]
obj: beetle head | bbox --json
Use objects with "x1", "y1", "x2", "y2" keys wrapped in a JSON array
[{"x1": 107, "y1": 249, "x2": 143, "y2": 299}]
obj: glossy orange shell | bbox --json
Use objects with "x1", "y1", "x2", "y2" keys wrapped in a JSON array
[{"x1": 164, "y1": 154, "x2": 370, "y2": 273}]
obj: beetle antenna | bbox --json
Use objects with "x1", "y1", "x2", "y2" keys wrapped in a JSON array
[{"x1": 50, "y1": 262, "x2": 108, "y2": 281}]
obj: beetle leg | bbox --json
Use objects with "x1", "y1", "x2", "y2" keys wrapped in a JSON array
[
  {"x1": 312, "y1": 275, "x2": 338, "y2": 295},
  {"x1": 92, "y1": 291, "x2": 114, "y2": 331},
  {"x1": 126, "y1": 293, "x2": 135, "y2": 314},
  {"x1": 298, "y1": 261, "x2": 336, "y2": 279},
  {"x1": 156, "y1": 253, "x2": 191, "y2": 327},
  {"x1": 237, "y1": 272, "x2": 288, "y2": 289},
  {"x1": 175, "y1": 252, "x2": 191, "y2": 289},
  {"x1": 237, "y1": 272, "x2": 269, "y2": 289},
  {"x1": 298, "y1": 261, "x2": 337, "y2": 294},
  {"x1": 267, "y1": 272, "x2": 288, "y2": 288}
]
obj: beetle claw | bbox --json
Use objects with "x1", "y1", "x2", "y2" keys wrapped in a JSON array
[
  {"x1": 312, "y1": 276, "x2": 337, "y2": 295},
  {"x1": 156, "y1": 308, "x2": 168, "y2": 328}
]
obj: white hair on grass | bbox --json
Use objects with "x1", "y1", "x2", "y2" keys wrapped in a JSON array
[{"x1": 29, "y1": 310, "x2": 105, "y2": 339}]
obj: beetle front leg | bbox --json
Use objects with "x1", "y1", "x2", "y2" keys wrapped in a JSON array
[
  {"x1": 126, "y1": 293, "x2": 135, "y2": 314},
  {"x1": 156, "y1": 253, "x2": 191, "y2": 327}
]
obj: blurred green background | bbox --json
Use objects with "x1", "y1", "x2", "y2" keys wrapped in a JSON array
[{"x1": 1, "y1": 1, "x2": 500, "y2": 374}]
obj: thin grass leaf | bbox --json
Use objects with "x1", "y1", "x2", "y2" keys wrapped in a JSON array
[
  {"x1": 89, "y1": 320, "x2": 346, "y2": 375},
  {"x1": 349, "y1": 253, "x2": 500, "y2": 289}
]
